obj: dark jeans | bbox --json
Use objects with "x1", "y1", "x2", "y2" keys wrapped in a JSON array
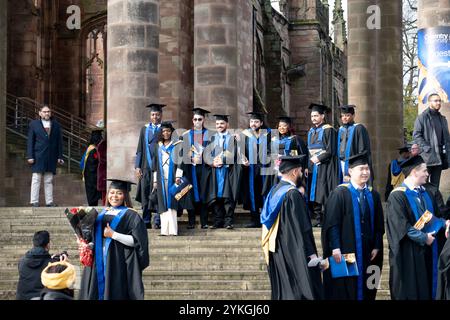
[
  {"x1": 142, "y1": 208, "x2": 160, "y2": 226},
  {"x1": 188, "y1": 201, "x2": 208, "y2": 226},
  {"x1": 309, "y1": 201, "x2": 323, "y2": 226},
  {"x1": 212, "y1": 198, "x2": 235, "y2": 227},
  {"x1": 427, "y1": 165, "x2": 442, "y2": 188}
]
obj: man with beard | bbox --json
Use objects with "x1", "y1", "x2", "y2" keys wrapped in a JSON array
[
  {"x1": 240, "y1": 112, "x2": 272, "y2": 228},
  {"x1": 135, "y1": 103, "x2": 165, "y2": 229},
  {"x1": 322, "y1": 151, "x2": 384, "y2": 300},
  {"x1": 261, "y1": 155, "x2": 323, "y2": 300},
  {"x1": 337, "y1": 105, "x2": 373, "y2": 184},
  {"x1": 386, "y1": 155, "x2": 449, "y2": 299},
  {"x1": 307, "y1": 103, "x2": 339, "y2": 227}
]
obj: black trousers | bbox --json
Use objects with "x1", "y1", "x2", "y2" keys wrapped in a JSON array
[
  {"x1": 428, "y1": 165, "x2": 442, "y2": 188},
  {"x1": 142, "y1": 208, "x2": 160, "y2": 226},
  {"x1": 212, "y1": 198, "x2": 235, "y2": 227},
  {"x1": 309, "y1": 201, "x2": 323, "y2": 224},
  {"x1": 188, "y1": 201, "x2": 208, "y2": 226}
]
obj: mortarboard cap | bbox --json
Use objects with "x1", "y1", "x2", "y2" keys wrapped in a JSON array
[
  {"x1": 146, "y1": 103, "x2": 166, "y2": 112},
  {"x1": 397, "y1": 145, "x2": 410, "y2": 154},
  {"x1": 279, "y1": 155, "x2": 307, "y2": 173},
  {"x1": 160, "y1": 121, "x2": 176, "y2": 131},
  {"x1": 309, "y1": 103, "x2": 329, "y2": 114},
  {"x1": 277, "y1": 116, "x2": 292, "y2": 125},
  {"x1": 400, "y1": 155, "x2": 425, "y2": 177},
  {"x1": 192, "y1": 108, "x2": 211, "y2": 117},
  {"x1": 247, "y1": 111, "x2": 265, "y2": 121},
  {"x1": 338, "y1": 104, "x2": 356, "y2": 115},
  {"x1": 213, "y1": 114, "x2": 230, "y2": 122},
  {"x1": 346, "y1": 151, "x2": 369, "y2": 169},
  {"x1": 107, "y1": 179, "x2": 135, "y2": 192}
]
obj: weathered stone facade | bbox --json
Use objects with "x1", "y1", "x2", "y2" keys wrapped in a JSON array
[{"x1": 0, "y1": 1, "x2": 7, "y2": 206}]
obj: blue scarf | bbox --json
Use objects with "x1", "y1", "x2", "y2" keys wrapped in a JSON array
[
  {"x1": 337, "y1": 124, "x2": 357, "y2": 183},
  {"x1": 402, "y1": 183, "x2": 438, "y2": 299},
  {"x1": 260, "y1": 183, "x2": 296, "y2": 230},
  {"x1": 158, "y1": 143, "x2": 175, "y2": 209},
  {"x1": 214, "y1": 133, "x2": 230, "y2": 198},
  {"x1": 189, "y1": 129, "x2": 208, "y2": 202},
  {"x1": 94, "y1": 206, "x2": 128, "y2": 300},
  {"x1": 391, "y1": 159, "x2": 403, "y2": 176},
  {"x1": 346, "y1": 184, "x2": 375, "y2": 301},
  {"x1": 145, "y1": 124, "x2": 160, "y2": 169},
  {"x1": 307, "y1": 126, "x2": 325, "y2": 202},
  {"x1": 247, "y1": 130, "x2": 268, "y2": 211}
]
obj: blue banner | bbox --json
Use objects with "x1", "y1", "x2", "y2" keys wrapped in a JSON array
[{"x1": 418, "y1": 27, "x2": 450, "y2": 104}]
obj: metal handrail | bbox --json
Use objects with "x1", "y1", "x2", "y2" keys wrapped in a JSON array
[{"x1": 5, "y1": 93, "x2": 93, "y2": 174}]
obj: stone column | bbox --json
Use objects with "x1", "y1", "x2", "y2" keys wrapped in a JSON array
[
  {"x1": 418, "y1": 0, "x2": 450, "y2": 196},
  {"x1": 107, "y1": 0, "x2": 160, "y2": 182},
  {"x1": 194, "y1": 0, "x2": 244, "y2": 129},
  {"x1": 348, "y1": 0, "x2": 403, "y2": 194},
  {"x1": 0, "y1": 0, "x2": 6, "y2": 206}
]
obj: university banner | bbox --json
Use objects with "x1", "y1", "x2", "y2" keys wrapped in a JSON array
[{"x1": 418, "y1": 27, "x2": 450, "y2": 104}]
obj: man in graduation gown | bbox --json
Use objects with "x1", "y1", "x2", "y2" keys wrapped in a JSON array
[
  {"x1": 261, "y1": 155, "x2": 323, "y2": 300},
  {"x1": 180, "y1": 108, "x2": 212, "y2": 229},
  {"x1": 307, "y1": 103, "x2": 339, "y2": 227},
  {"x1": 337, "y1": 105, "x2": 373, "y2": 184},
  {"x1": 239, "y1": 112, "x2": 272, "y2": 228},
  {"x1": 135, "y1": 103, "x2": 166, "y2": 229},
  {"x1": 203, "y1": 114, "x2": 242, "y2": 229},
  {"x1": 81, "y1": 129, "x2": 103, "y2": 205},
  {"x1": 437, "y1": 229, "x2": 450, "y2": 300},
  {"x1": 322, "y1": 151, "x2": 384, "y2": 300},
  {"x1": 386, "y1": 155, "x2": 450, "y2": 300},
  {"x1": 385, "y1": 145, "x2": 411, "y2": 201}
]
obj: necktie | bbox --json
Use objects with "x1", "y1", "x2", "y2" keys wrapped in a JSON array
[
  {"x1": 358, "y1": 189, "x2": 366, "y2": 219},
  {"x1": 415, "y1": 188, "x2": 426, "y2": 212}
]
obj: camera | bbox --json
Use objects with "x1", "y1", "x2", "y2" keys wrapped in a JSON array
[{"x1": 51, "y1": 250, "x2": 69, "y2": 262}]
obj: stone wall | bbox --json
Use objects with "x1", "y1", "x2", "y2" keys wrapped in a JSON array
[{"x1": 0, "y1": 0, "x2": 7, "y2": 206}]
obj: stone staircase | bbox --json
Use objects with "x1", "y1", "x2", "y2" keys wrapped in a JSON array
[{"x1": 0, "y1": 207, "x2": 391, "y2": 300}]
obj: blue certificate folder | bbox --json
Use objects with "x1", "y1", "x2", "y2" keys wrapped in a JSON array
[
  {"x1": 421, "y1": 215, "x2": 445, "y2": 234},
  {"x1": 329, "y1": 254, "x2": 359, "y2": 278}
]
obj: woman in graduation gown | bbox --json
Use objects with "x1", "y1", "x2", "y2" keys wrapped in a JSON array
[
  {"x1": 79, "y1": 179, "x2": 149, "y2": 300},
  {"x1": 152, "y1": 121, "x2": 194, "y2": 236},
  {"x1": 321, "y1": 152, "x2": 384, "y2": 300},
  {"x1": 386, "y1": 155, "x2": 448, "y2": 300},
  {"x1": 81, "y1": 130, "x2": 103, "y2": 206},
  {"x1": 261, "y1": 155, "x2": 323, "y2": 300}
]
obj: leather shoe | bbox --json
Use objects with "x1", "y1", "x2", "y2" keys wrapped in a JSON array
[
  {"x1": 187, "y1": 225, "x2": 195, "y2": 229},
  {"x1": 225, "y1": 225, "x2": 234, "y2": 230},
  {"x1": 201, "y1": 225, "x2": 209, "y2": 229},
  {"x1": 46, "y1": 203, "x2": 57, "y2": 207}
]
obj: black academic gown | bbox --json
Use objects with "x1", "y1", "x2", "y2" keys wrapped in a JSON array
[
  {"x1": 262, "y1": 134, "x2": 308, "y2": 196},
  {"x1": 386, "y1": 187, "x2": 445, "y2": 300},
  {"x1": 307, "y1": 124, "x2": 340, "y2": 205},
  {"x1": 83, "y1": 146, "x2": 101, "y2": 206},
  {"x1": 202, "y1": 133, "x2": 242, "y2": 206},
  {"x1": 79, "y1": 208, "x2": 149, "y2": 300},
  {"x1": 152, "y1": 142, "x2": 194, "y2": 213},
  {"x1": 338, "y1": 123, "x2": 373, "y2": 182},
  {"x1": 135, "y1": 124, "x2": 160, "y2": 210},
  {"x1": 437, "y1": 237, "x2": 450, "y2": 300},
  {"x1": 267, "y1": 181, "x2": 323, "y2": 300},
  {"x1": 321, "y1": 185, "x2": 385, "y2": 300},
  {"x1": 239, "y1": 128, "x2": 272, "y2": 212}
]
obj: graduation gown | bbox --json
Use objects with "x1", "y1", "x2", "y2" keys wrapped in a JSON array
[
  {"x1": 179, "y1": 128, "x2": 212, "y2": 205},
  {"x1": 135, "y1": 124, "x2": 161, "y2": 210},
  {"x1": 262, "y1": 134, "x2": 308, "y2": 196},
  {"x1": 386, "y1": 185, "x2": 445, "y2": 300},
  {"x1": 322, "y1": 184, "x2": 384, "y2": 300},
  {"x1": 437, "y1": 237, "x2": 450, "y2": 300},
  {"x1": 82, "y1": 145, "x2": 101, "y2": 206},
  {"x1": 152, "y1": 141, "x2": 194, "y2": 213},
  {"x1": 239, "y1": 128, "x2": 272, "y2": 212},
  {"x1": 262, "y1": 180, "x2": 323, "y2": 300},
  {"x1": 307, "y1": 124, "x2": 340, "y2": 205},
  {"x1": 337, "y1": 123, "x2": 373, "y2": 183},
  {"x1": 79, "y1": 208, "x2": 149, "y2": 300},
  {"x1": 96, "y1": 138, "x2": 107, "y2": 193},
  {"x1": 384, "y1": 159, "x2": 405, "y2": 201},
  {"x1": 202, "y1": 133, "x2": 242, "y2": 206}
]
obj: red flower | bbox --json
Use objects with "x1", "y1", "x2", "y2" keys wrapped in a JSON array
[{"x1": 70, "y1": 208, "x2": 79, "y2": 215}]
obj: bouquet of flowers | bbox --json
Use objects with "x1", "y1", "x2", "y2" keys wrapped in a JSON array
[{"x1": 64, "y1": 207, "x2": 98, "y2": 267}]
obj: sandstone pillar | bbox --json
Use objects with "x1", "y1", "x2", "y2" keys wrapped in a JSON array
[
  {"x1": 418, "y1": 0, "x2": 450, "y2": 196},
  {"x1": 107, "y1": 0, "x2": 160, "y2": 182},
  {"x1": 0, "y1": 0, "x2": 6, "y2": 206},
  {"x1": 348, "y1": 0, "x2": 403, "y2": 194}
]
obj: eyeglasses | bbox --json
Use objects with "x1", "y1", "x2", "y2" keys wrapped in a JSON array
[{"x1": 193, "y1": 118, "x2": 203, "y2": 121}]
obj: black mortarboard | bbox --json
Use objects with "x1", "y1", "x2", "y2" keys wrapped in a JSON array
[
  {"x1": 397, "y1": 145, "x2": 410, "y2": 154},
  {"x1": 279, "y1": 155, "x2": 307, "y2": 173},
  {"x1": 213, "y1": 114, "x2": 230, "y2": 122},
  {"x1": 247, "y1": 111, "x2": 265, "y2": 121},
  {"x1": 192, "y1": 108, "x2": 211, "y2": 117},
  {"x1": 346, "y1": 151, "x2": 369, "y2": 169},
  {"x1": 400, "y1": 155, "x2": 425, "y2": 177},
  {"x1": 338, "y1": 104, "x2": 356, "y2": 115},
  {"x1": 107, "y1": 179, "x2": 135, "y2": 192},
  {"x1": 146, "y1": 103, "x2": 166, "y2": 112},
  {"x1": 160, "y1": 121, "x2": 176, "y2": 131},
  {"x1": 308, "y1": 103, "x2": 329, "y2": 114},
  {"x1": 277, "y1": 116, "x2": 292, "y2": 125}
]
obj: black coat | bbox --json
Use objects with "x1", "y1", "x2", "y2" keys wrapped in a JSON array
[
  {"x1": 16, "y1": 247, "x2": 52, "y2": 300},
  {"x1": 27, "y1": 119, "x2": 63, "y2": 174}
]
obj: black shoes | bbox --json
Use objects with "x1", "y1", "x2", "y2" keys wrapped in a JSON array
[
  {"x1": 225, "y1": 225, "x2": 234, "y2": 230},
  {"x1": 145, "y1": 222, "x2": 152, "y2": 229},
  {"x1": 201, "y1": 225, "x2": 209, "y2": 229},
  {"x1": 46, "y1": 203, "x2": 57, "y2": 207},
  {"x1": 187, "y1": 224, "x2": 195, "y2": 229}
]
